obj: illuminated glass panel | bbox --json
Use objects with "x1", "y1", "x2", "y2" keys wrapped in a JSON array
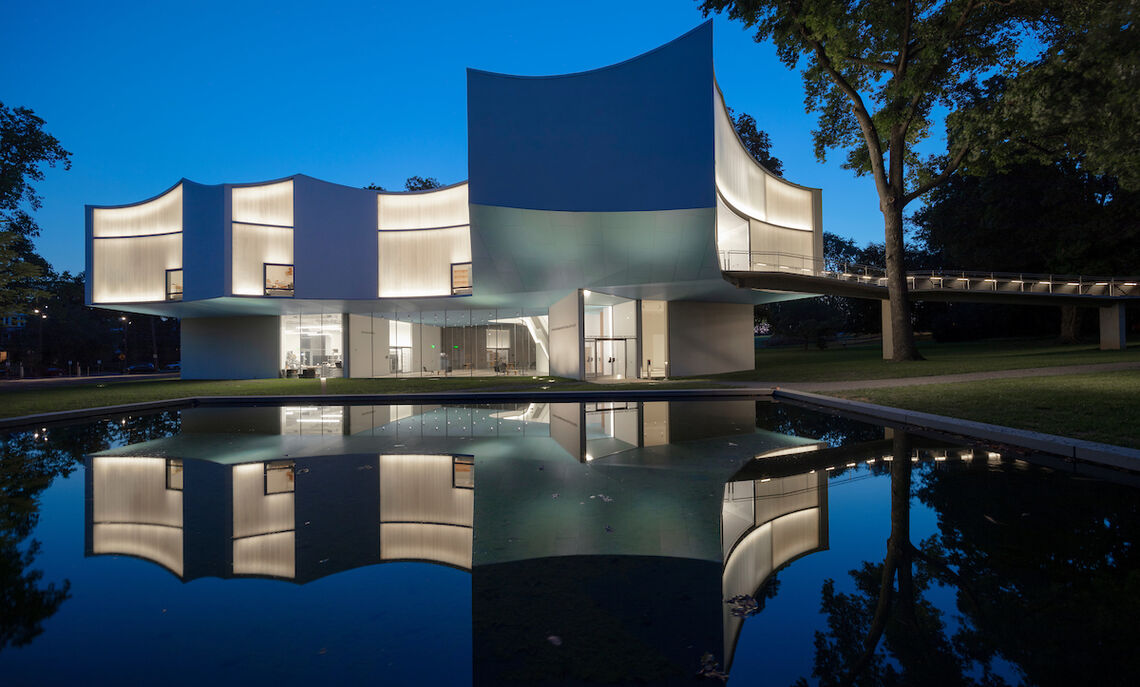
[
  {"x1": 377, "y1": 225, "x2": 472, "y2": 297},
  {"x1": 232, "y1": 223, "x2": 293, "y2": 296},
  {"x1": 232, "y1": 180, "x2": 293, "y2": 226},
  {"x1": 377, "y1": 183, "x2": 468, "y2": 230},
  {"x1": 93, "y1": 233, "x2": 182, "y2": 303},
  {"x1": 92, "y1": 184, "x2": 182, "y2": 238}
]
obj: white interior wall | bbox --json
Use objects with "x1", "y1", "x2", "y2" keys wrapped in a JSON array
[
  {"x1": 641, "y1": 300, "x2": 668, "y2": 378},
  {"x1": 549, "y1": 291, "x2": 583, "y2": 380}
]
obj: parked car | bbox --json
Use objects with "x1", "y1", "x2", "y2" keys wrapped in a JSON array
[
  {"x1": 124, "y1": 363, "x2": 157, "y2": 374},
  {"x1": 162, "y1": 361, "x2": 181, "y2": 372},
  {"x1": 43, "y1": 366, "x2": 65, "y2": 377}
]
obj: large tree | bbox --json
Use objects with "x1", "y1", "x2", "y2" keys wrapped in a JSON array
[
  {"x1": 699, "y1": 1, "x2": 1136, "y2": 360},
  {"x1": 0, "y1": 103, "x2": 70, "y2": 315}
]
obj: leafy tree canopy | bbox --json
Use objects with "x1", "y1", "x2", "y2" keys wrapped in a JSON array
[{"x1": 404, "y1": 175, "x2": 442, "y2": 191}]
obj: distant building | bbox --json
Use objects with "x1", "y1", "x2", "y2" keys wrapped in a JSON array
[{"x1": 85, "y1": 23, "x2": 822, "y2": 380}]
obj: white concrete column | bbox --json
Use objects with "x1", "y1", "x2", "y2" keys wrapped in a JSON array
[
  {"x1": 881, "y1": 300, "x2": 894, "y2": 360},
  {"x1": 1099, "y1": 303, "x2": 1126, "y2": 350}
]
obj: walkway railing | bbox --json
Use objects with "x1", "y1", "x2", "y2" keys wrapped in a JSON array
[{"x1": 718, "y1": 250, "x2": 1140, "y2": 298}]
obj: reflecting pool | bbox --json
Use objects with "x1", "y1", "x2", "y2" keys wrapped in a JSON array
[{"x1": 1, "y1": 400, "x2": 1137, "y2": 685}]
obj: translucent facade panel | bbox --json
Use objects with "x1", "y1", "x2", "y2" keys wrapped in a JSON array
[
  {"x1": 765, "y1": 176, "x2": 815, "y2": 231},
  {"x1": 92, "y1": 183, "x2": 182, "y2": 238},
  {"x1": 716, "y1": 196, "x2": 750, "y2": 270},
  {"x1": 771, "y1": 508, "x2": 821, "y2": 567},
  {"x1": 92, "y1": 523, "x2": 184, "y2": 577},
  {"x1": 232, "y1": 223, "x2": 293, "y2": 296},
  {"x1": 750, "y1": 220, "x2": 814, "y2": 264},
  {"x1": 92, "y1": 457, "x2": 183, "y2": 528},
  {"x1": 232, "y1": 179, "x2": 293, "y2": 227},
  {"x1": 233, "y1": 531, "x2": 295, "y2": 578},
  {"x1": 379, "y1": 454, "x2": 473, "y2": 527},
  {"x1": 232, "y1": 463, "x2": 295, "y2": 539},
  {"x1": 378, "y1": 183, "x2": 469, "y2": 230},
  {"x1": 714, "y1": 95, "x2": 768, "y2": 222},
  {"x1": 92, "y1": 233, "x2": 182, "y2": 303},
  {"x1": 380, "y1": 523, "x2": 472, "y2": 569},
  {"x1": 377, "y1": 225, "x2": 472, "y2": 297}
]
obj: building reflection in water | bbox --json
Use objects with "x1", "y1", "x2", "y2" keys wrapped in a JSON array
[{"x1": 85, "y1": 401, "x2": 844, "y2": 684}]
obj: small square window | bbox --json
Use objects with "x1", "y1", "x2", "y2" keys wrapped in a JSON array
[
  {"x1": 451, "y1": 262, "x2": 472, "y2": 296},
  {"x1": 264, "y1": 263, "x2": 294, "y2": 297},
  {"x1": 166, "y1": 269, "x2": 183, "y2": 301},
  {"x1": 452, "y1": 455, "x2": 474, "y2": 489},
  {"x1": 166, "y1": 459, "x2": 183, "y2": 490},
  {"x1": 265, "y1": 460, "x2": 295, "y2": 494}
]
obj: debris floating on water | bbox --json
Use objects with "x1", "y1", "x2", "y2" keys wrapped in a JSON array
[
  {"x1": 726, "y1": 594, "x2": 760, "y2": 618},
  {"x1": 547, "y1": 635, "x2": 562, "y2": 646}
]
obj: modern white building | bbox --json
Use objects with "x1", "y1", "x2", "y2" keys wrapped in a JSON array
[{"x1": 85, "y1": 23, "x2": 822, "y2": 380}]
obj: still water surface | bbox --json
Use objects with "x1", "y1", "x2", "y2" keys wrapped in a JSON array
[{"x1": 0, "y1": 400, "x2": 1136, "y2": 685}]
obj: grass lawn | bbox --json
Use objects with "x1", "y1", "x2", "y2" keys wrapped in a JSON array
[
  {"x1": 719, "y1": 338, "x2": 1140, "y2": 383},
  {"x1": 0, "y1": 375, "x2": 722, "y2": 420},
  {"x1": 832, "y1": 369, "x2": 1140, "y2": 449}
]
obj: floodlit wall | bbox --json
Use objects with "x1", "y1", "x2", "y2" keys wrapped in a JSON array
[
  {"x1": 721, "y1": 471, "x2": 826, "y2": 668},
  {"x1": 90, "y1": 456, "x2": 184, "y2": 576},
  {"x1": 667, "y1": 302, "x2": 753, "y2": 376},
  {"x1": 379, "y1": 454, "x2": 473, "y2": 569},
  {"x1": 182, "y1": 316, "x2": 280, "y2": 379},
  {"x1": 714, "y1": 85, "x2": 823, "y2": 273},
  {"x1": 91, "y1": 183, "x2": 183, "y2": 303},
  {"x1": 378, "y1": 184, "x2": 472, "y2": 298},
  {"x1": 231, "y1": 180, "x2": 294, "y2": 296}
]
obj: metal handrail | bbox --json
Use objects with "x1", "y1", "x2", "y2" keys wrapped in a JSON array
[{"x1": 717, "y1": 250, "x2": 1140, "y2": 298}]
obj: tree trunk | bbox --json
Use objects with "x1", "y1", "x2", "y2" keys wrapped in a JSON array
[
  {"x1": 882, "y1": 203, "x2": 923, "y2": 361},
  {"x1": 1059, "y1": 305, "x2": 1081, "y2": 344}
]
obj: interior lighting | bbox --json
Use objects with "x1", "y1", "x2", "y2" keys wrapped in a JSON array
[{"x1": 1095, "y1": 282, "x2": 1108, "y2": 286}]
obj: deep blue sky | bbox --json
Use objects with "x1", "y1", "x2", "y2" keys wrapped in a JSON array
[{"x1": 3, "y1": 0, "x2": 888, "y2": 275}]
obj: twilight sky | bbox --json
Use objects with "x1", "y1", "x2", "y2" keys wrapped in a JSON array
[{"x1": 2, "y1": 0, "x2": 890, "y2": 275}]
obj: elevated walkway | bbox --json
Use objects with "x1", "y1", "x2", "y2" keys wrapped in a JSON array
[{"x1": 720, "y1": 251, "x2": 1136, "y2": 353}]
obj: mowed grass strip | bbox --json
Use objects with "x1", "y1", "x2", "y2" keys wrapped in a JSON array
[
  {"x1": 832, "y1": 369, "x2": 1140, "y2": 449},
  {"x1": 721, "y1": 338, "x2": 1140, "y2": 383},
  {"x1": 0, "y1": 375, "x2": 726, "y2": 419}
]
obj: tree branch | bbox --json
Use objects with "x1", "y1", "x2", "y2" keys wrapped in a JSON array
[
  {"x1": 790, "y1": 9, "x2": 891, "y2": 198},
  {"x1": 903, "y1": 145, "x2": 970, "y2": 205},
  {"x1": 847, "y1": 56, "x2": 898, "y2": 73}
]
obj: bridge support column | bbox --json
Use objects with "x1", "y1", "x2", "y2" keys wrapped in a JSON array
[
  {"x1": 881, "y1": 301, "x2": 894, "y2": 360},
  {"x1": 1099, "y1": 304, "x2": 1126, "y2": 350}
]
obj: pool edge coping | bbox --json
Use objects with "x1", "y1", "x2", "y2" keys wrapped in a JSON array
[{"x1": 773, "y1": 388, "x2": 1140, "y2": 471}]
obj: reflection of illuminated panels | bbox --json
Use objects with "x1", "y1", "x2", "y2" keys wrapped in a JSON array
[
  {"x1": 721, "y1": 471, "x2": 827, "y2": 669},
  {"x1": 232, "y1": 462, "x2": 296, "y2": 579},
  {"x1": 379, "y1": 454, "x2": 474, "y2": 569},
  {"x1": 281, "y1": 406, "x2": 344, "y2": 434},
  {"x1": 91, "y1": 457, "x2": 184, "y2": 576}
]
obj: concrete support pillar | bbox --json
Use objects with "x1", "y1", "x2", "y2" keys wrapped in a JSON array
[
  {"x1": 881, "y1": 300, "x2": 894, "y2": 360},
  {"x1": 1099, "y1": 303, "x2": 1126, "y2": 350}
]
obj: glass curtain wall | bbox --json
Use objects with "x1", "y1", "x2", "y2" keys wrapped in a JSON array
[
  {"x1": 343, "y1": 309, "x2": 545, "y2": 378},
  {"x1": 280, "y1": 313, "x2": 344, "y2": 378},
  {"x1": 583, "y1": 293, "x2": 638, "y2": 379}
]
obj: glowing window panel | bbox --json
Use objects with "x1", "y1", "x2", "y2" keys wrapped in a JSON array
[{"x1": 232, "y1": 180, "x2": 293, "y2": 227}]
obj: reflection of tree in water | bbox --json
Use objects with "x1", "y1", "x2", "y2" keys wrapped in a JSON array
[
  {"x1": 799, "y1": 435, "x2": 1140, "y2": 686},
  {"x1": 0, "y1": 410, "x2": 181, "y2": 651},
  {"x1": 755, "y1": 403, "x2": 883, "y2": 448}
]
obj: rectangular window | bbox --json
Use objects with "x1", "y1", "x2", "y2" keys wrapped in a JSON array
[
  {"x1": 452, "y1": 455, "x2": 474, "y2": 489},
  {"x1": 265, "y1": 460, "x2": 295, "y2": 494},
  {"x1": 264, "y1": 263, "x2": 294, "y2": 297},
  {"x1": 165, "y1": 268, "x2": 183, "y2": 301},
  {"x1": 451, "y1": 262, "x2": 472, "y2": 295},
  {"x1": 166, "y1": 458, "x2": 183, "y2": 490}
]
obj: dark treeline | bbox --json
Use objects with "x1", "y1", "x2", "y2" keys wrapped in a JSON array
[{"x1": 760, "y1": 160, "x2": 1140, "y2": 348}]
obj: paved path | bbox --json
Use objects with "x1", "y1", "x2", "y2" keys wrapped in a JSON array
[{"x1": 725, "y1": 361, "x2": 1140, "y2": 393}]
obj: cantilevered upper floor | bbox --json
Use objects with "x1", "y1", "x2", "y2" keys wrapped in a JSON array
[{"x1": 85, "y1": 22, "x2": 824, "y2": 317}]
